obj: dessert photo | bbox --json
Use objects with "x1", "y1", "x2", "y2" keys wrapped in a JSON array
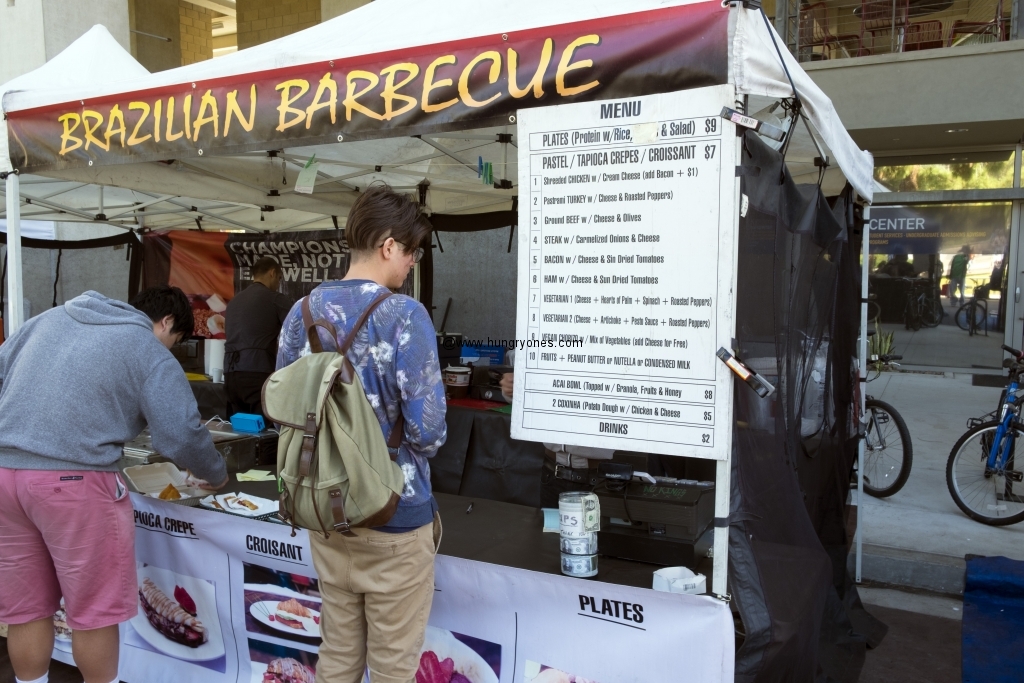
[
  {"x1": 127, "y1": 564, "x2": 225, "y2": 663},
  {"x1": 415, "y1": 627, "x2": 500, "y2": 683},
  {"x1": 244, "y1": 564, "x2": 322, "y2": 646},
  {"x1": 523, "y1": 661, "x2": 600, "y2": 683},
  {"x1": 248, "y1": 639, "x2": 318, "y2": 683},
  {"x1": 52, "y1": 599, "x2": 72, "y2": 653}
]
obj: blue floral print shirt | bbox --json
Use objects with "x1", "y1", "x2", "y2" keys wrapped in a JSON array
[{"x1": 276, "y1": 279, "x2": 446, "y2": 530}]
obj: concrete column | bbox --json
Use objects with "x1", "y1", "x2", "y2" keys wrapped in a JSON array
[
  {"x1": 321, "y1": 0, "x2": 371, "y2": 21},
  {"x1": 5, "y1": 173, "x2": 24, "y2": 333},
  {"x1": 236, "y1": 0, "x2": 320, "y2": 50}
]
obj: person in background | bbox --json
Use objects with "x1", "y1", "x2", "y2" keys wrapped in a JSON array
[
  {"x1": 500, "y1": 351, "x2": 615, "y2": 507},
  {"x1": 224, "y1": 256, "x2": 293, "y2": 418},
  {"x1": 0, "y1": 286, "x2": 227, "y2": 683},
  {"x1": 277, "y1": 185, "x2": 445, "y2": 683},
  {"x1": 949, "y1": 245, "x2": 972, "y2": 306}
]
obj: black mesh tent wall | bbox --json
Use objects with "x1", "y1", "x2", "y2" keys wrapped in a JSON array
[{"x1": 729, "y1": 131, "x2": 885, "y2": 682}]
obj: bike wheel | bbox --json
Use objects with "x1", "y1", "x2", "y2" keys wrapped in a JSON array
[
  {"x1": 946, "y1": 420, "x2": 1024, "y2": 526},
  {"x1": 921, "y1": 297, "x2": 944, "y2": 328},
  {"x1": 863, "y1": 399, "x2": 913, "y2": 497},
  {"x1": 956, "y1": 302, "x2": 985, "y2": 332}
]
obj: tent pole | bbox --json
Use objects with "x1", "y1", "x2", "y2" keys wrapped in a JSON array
[
  {"x1": 857, "y1": 203, "x2": 870, "y2": 583},
  {"x1": 712, "y1": 459, "x2": 730, "y2": 596},
  {"x1": 5, "y1": 172, "x2": 24, "y2": 333}
]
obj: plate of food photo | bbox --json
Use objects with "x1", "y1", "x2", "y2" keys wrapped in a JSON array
[
  {"x1": 249, "y1": 598, "x2": 321, "y2": 639},
  {"x1": 415, "y1": 627, "x2": 499, "y2": 683},
  {"x1": 255, "y1": 656, "x2": 317, "y2": 683},
  {"x1": 129, "y1": 565, "x2": 225, "y2": 662}
]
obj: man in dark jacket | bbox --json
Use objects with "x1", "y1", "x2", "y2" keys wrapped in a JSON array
[
  {"x1": 0, "y1": 285, "x2": 227, "y2": 683},
  {"x1": 224, "y1": 257, "x2": 293, "y2": 417}
]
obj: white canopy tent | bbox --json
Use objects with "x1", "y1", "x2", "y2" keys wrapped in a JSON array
[{"x1": 1, "y1": 0, "x2": 876, "y2": 608}]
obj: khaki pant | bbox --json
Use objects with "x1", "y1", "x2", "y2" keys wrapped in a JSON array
[{"x1": 310, "y1": 513, "x2": 441, "y2": 683}]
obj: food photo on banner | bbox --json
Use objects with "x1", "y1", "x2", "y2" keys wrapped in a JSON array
[
  {"x1": 243, "y1": 564, "x2": 323, "y2": 648},
  {"x1": 141, "y1": 230, "x2": 350, "y2": 338}
]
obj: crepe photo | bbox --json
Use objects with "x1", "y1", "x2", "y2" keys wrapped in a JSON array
[
  {"x1": 249, "y1": 638, "x2": 318, "y2": 683},
  {"x1": 414, "y1": 627, "x2": 501, "y2": 683},
  {"x1": 127, "y1": 564, "x2": 225, "y2": 663},
  {"x1": 524, "y1": 660, "x2": 601, "y2": 683},
  {"x1": 244, "y1": 563, "x2": 323, "y2": 646}
]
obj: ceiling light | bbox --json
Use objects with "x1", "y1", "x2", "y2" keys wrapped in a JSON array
[{"x1": 946, "y1": 128, "x2": 969, "y2": 133}]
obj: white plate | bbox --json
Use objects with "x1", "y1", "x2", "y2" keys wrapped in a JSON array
[
  {"x1": 129, "y1": 565, "x2": 225, "y2": 662},
  {"x1": 419, "y1": 627, "x2": 498, "y2": 683},
  {"x1": 214, "y1": 493, "x2": 278, "y2": 517},
  {"x1": 249, "y1": 600, "x2": 321, "y2": 638},
  {"x1": 54, "y1": 635, "x2": 73, "y2": 653}
]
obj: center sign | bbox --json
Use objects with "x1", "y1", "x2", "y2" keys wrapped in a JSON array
[{"x1": 512, "y1": 85, "x2": 738, "y2": 460}]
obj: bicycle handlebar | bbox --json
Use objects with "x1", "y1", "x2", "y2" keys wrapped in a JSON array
[{"x1": 1002, "y1": 345, "x2": 1023, "y2": 359}]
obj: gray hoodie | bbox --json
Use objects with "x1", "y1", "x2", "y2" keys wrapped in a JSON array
[{"x1": 0, "y1": 291, "x2": 227, "y2": 483}]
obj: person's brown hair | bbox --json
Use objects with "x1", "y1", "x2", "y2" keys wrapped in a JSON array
[
  {"x1": 345, "y1": 184, "x2": 431, "y2": 257},
  {"x1": 251, "y1": 256, "x2": 282, "y2": 278}
]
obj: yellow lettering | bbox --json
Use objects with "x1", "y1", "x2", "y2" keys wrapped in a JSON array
[
  {"x1": 192, "y1": 90, "x2": 219, "y2": 141},
  {"x1": 304, "y1": 73, "x2": 338, "y2": 129},
  {"x1": 127, "y1": 102, "x2": 152, "y2": 145},
  {"x1": 344, "y1": 70, "x2": 383, "y2": 122},
  {"x1": 154, "y1": 99, "x2": 162, "y2": 143},
  {"x1": 276, "y1": 79, "x2": 310, "y2": 132},
  {"x1": 459, "y1": 51, "x2": 502, "y2": 108},
  {"x1": 421, "y1": 55, "x2": 458, "y2": 114},
  {"x1": 225, "y1": 85, "x2": 256, "y2": 135},
  {"x1": 165, "y1": 96, "x2": 184, "y2": 142},
  {"x1": 508, "y1": 38, "x2": 553, "y2": 99},
  {"x1": 379, "y1": 63, "x2": 419, "y2": 121},
  {"x1": 556, "y1": 35, "x2": 601, "y2": 97},
  {"x1": 183, "y1": 94, "x2": 193, "y2": 140},
  {"x1": 82, "y1": 110, "x2": 109, "y2": 151},
  {"x1": 104, "y1": 104, "x2": 127, "y2": 148},
  {"x1": 58, "y1": 113, "x2": 83, "y2": 155}
]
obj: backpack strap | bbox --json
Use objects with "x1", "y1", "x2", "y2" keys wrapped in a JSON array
[{"x1": 301, "y1": 297, "x2": 338, "y2": 353}]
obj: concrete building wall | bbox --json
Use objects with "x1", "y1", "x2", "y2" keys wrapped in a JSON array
[
  {"x1": 805, "y1": 41, "x2": 1024, "y2": 153},
  {"x1": 321, "y1": 0, "x2": 371, "y2": 21},
  {"x1": 129, "y1": 0, "x2": 181, "y2": 72},
  {"x1": 236, "y1": 0, "x2": 320, "y2": 50},
  {"x1": 179, "y1": 0, "x2": 214, "y2": 65},
  {"x1": 431, "y1": 228, "x2": 518, "y2": 345},
  {"x1": 40, "y1": 0, "x2": 130, "y2": 58},
  {"x1": 0, "y1": 0, "x2": 46, "y2": 85}
]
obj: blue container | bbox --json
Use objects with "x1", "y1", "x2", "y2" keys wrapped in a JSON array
[{"x1": 230, "y1": 413, "x2": 265, "y2": 434}]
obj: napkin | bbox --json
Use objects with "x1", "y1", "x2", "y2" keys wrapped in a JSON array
[{"x1": 236, "y1": 469, "x2": 276, "y2": 482}]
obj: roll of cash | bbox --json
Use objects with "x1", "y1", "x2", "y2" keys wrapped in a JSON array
[
  {"x1": 560, "y1": 533, "x2": 598, "y2": 555},
  {"x1": 561, "y1": 553, "x2": 598, "y2": 578}
]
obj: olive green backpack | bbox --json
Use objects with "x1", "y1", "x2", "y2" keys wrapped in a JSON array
[{"x1": 262, "y1": 292, "x2": 405, "y2": 537}]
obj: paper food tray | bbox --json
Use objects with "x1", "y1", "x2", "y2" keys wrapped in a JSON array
[{"x1": 123, "y1": 462, "x2": 203, "y2": 499}]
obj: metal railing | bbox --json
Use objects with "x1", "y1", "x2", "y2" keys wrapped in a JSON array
[{"x1": 771, "y1": 0, "x2": 1011, "y2": 62}]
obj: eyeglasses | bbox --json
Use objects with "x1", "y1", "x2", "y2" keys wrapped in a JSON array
[{"x1": 391, "y1": 240, "x2": 424, "y2": 264}]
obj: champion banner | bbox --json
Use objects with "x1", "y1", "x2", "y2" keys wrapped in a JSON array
[
  {"x1": 142, "y1": 230, "x2": 350, "y2": 338},
  {"x1": 6, "y1": 3, "x2": 727, "y2": 173},
  {"x1": 49, "y1": 496, "x2": 733, "y2": 682}
]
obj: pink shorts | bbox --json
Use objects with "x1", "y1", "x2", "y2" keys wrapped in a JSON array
[{"x1": 0, "y1": 467, "x2": 138, "y2": 630}]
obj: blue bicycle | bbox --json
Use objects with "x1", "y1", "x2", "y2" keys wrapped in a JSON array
[{"x1": 946, "y1": 344, "x2": 1024, "y2": 525}]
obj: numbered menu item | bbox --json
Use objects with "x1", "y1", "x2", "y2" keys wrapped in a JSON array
[{"x1": 514, "y1": 86, "x2": 738, "y2": 459}]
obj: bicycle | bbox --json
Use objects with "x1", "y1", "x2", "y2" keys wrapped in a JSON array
[
  {"x1": 859, "y1": 354, "x2": 914, "y2": 498},
  {"x1": 897, "y1": 278, "x2": 943, "y2": 331},
  {"x1": 946, "y1": 344, "x2": 1024, "y2": 525},
  {"x1": 955, "y1": 281, "x2": 989, "y2": 337}
]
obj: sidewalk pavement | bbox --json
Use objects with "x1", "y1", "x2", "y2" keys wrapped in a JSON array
[{"x1": 856, "y1": 370, "x2": 1024, "y2": 594}]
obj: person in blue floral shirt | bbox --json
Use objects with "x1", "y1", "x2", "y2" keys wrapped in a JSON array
[{"x1": 276, "y1": 185, "x2": 445, "y2": 683}]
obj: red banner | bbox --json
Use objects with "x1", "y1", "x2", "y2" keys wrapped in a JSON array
[{"x1": 7, "y1": 3, "x2": 727, "y2": 173}]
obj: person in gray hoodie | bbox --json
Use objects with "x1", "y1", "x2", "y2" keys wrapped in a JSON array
[{"x1": 0, "y1": 286, "x2": 227, "y2": 683}]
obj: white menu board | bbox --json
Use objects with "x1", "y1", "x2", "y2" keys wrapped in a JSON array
[{"x1": 511, "y1": 85, "x2": 739, "y2": 460}]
